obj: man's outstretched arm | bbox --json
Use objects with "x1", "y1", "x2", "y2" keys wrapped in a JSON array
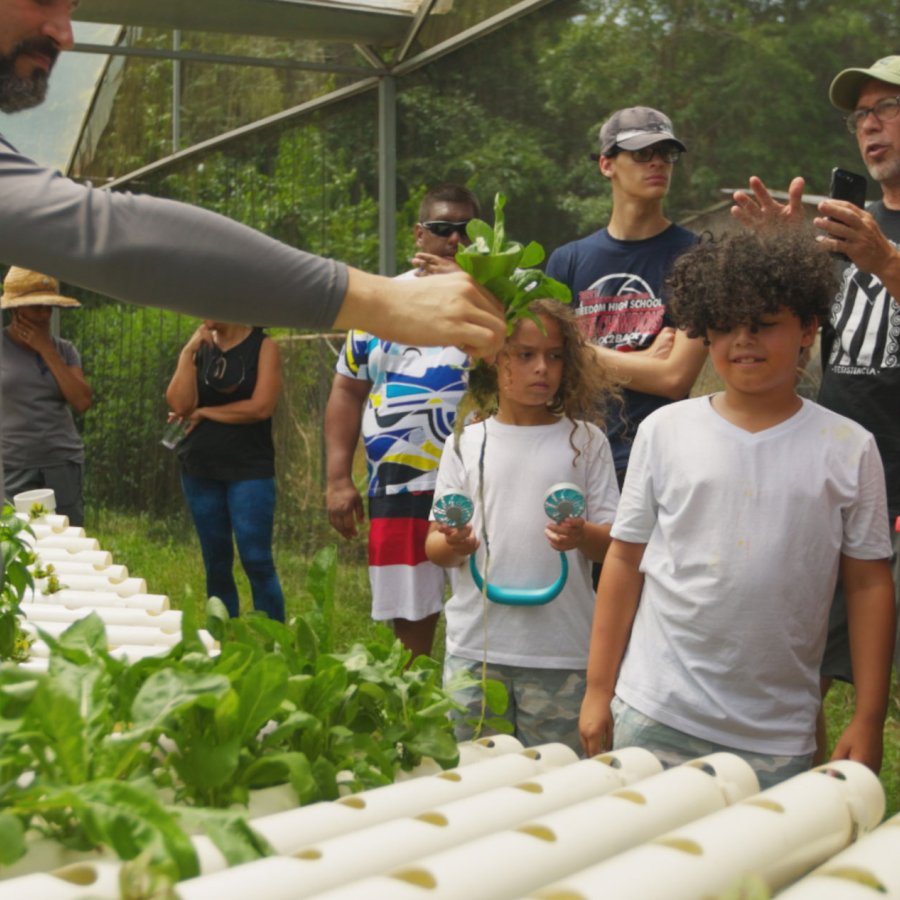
[{"x1": 0, "y1": 141, "x2": 505, "y2": 357}]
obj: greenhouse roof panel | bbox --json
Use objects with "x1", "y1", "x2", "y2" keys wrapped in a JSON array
[{"x1": 73, "y1": 0, "x2": 451, "y2": 46}]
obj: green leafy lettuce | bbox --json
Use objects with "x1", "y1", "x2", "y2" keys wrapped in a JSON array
[{"x1": 455, "y1": 193, "x2": 571, "y2": 331}]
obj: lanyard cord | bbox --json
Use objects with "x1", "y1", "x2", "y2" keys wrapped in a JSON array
[{"x1": 476, "y1": 419, "x2": 490, "y2": 734}]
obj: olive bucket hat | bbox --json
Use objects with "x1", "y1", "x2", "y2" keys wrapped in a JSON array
[{"x1": 829, "y1": 55, "x2": 900, "y2": 112}]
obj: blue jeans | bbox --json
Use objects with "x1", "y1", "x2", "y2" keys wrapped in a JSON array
[{"x1": 181, "y1": 474, "x2": 285, "y2": 621}]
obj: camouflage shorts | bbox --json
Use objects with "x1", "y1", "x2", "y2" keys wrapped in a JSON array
[
  {"x1": 611, "y1": 696, "x2": 814, "y2": 791},
  {"x1": 443, "y1": 654, "x2": 586, "y2": 756}
]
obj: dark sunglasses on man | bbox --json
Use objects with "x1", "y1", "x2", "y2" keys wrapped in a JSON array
[
  {"x1": 590, "y1": 144, "x2": 683, "y2": 164},
  {"x1": 420, "y1": 220, "x2": 471, "y2": 238}
]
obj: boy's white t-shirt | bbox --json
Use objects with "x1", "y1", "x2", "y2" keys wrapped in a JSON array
[
  {"x1": 613, "y1": 396, "x2": 892, "y2": 756},
  {"x1": 434, "y1": 417, "x2": 620, "y2": 669}
]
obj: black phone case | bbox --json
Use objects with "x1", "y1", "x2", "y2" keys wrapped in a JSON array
[{"x1": 829, "y1": 168, "x2": 867, "y2": 208}]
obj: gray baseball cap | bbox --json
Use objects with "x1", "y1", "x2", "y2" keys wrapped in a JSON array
[
  {"x1": 597, "y1": 106, "x2": 686, "y2": 157},
  {"x1": 830, "y1": 56, "x2": 900, "y2": 112}
]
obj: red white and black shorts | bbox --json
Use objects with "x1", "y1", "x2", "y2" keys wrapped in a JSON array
[{"x1": 368, "y1": 491, "x2": 446, "y2": 622}]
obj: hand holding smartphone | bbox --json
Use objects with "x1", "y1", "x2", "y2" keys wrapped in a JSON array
[{"x1": 828, "y1": 167, "x2": 867, "y2": 260}]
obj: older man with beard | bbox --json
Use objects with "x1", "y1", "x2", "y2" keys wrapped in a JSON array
[{"x1": 0, "y1": 1, "x2": 505, "y2": 395}]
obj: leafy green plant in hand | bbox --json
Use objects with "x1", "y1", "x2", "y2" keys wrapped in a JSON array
[{"x1": 455, "y1": 193, "x2": 571, "y2": 333}]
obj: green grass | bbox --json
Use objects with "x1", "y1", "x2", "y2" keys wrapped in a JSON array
[
  {"x1": 85, "y1": 507, "x2": 385, "y2": 650},
  {"x1": 85, "y1": 507, "x2": 898, "y2": 817}
]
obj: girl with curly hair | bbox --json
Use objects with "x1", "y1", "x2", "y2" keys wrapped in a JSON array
[{"x1": 426, "y1": 299, "x2": 621, "y2": 754}]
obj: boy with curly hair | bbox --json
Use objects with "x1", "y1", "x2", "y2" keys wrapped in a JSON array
[{"x1": 579, "y1": 230, "x2": 896, "y2": 788}]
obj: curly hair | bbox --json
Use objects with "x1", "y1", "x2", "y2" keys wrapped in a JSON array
[
  {"x1": 456, "y1": 300, "x2": 622, "y2": 456},
  {"x1": 668, "y1": 228, "x2": 838, "y2": 339}
]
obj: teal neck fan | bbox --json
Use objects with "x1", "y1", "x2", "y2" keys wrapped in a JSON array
[{"x1": 432, "y1": 483, "x2": 585, "y2": 607}]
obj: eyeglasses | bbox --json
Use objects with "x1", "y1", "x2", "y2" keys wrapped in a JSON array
[
  {"x1": 845, "y1": 96, "x2": 900, "y2": 133},
  {"x1": 420, "y1": 220, "x2": 471, "y2": 238},
  {"x1": 621, "y1": 145, "x2": 682, "y2": 164}
]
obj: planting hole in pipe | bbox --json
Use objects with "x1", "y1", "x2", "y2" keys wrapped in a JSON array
[
  {"x1": 656, "y1": 837, "x2": 704, "y2": 856},
  {"x1": 821, "y1": 866, "x2": 886, "y2": 890},
  {"x1": 744, "y1": 798, "x2": 785, "y2": 813},
  {"x1": 438, "y1": 772, "x2": 462, "y2": 782},
  {"x1": 392, "y1": 868, "x2": 438, "y2": 889},
  {"x1": 817, "y1": 766, "x2": 848, "y2": 781},
  {"x1": 612, "y1": 789, "x2": 647, "y2": 806},
  {"x1": 296, "y1": 849, "x2": 322, "y2": 860},
  {"x1": 339, "y1": 796, "x2": 366, "y2": 809},
  {"x1": 523, "y1": 749, "x2": 542, "y2": 760},
  {"x1": 416, "y1": 812, "x2": 449, "y2": 827},
  {"x1": 533, "y1": 893, "x2": 588, "y2": 900},
  {"x1": 687, "y1": 760, "x2": 717, "y2": 777},
  {"x1": 55, "y1": 864, "x2": 101, "y2": 886},
  {"x1": 514, "y1": 781, "x2": 544, "y2": 794},
  {"x1": 518, "y1": 824, "x2": 557, "y2": 843},
  {"x1": 596, "y1": 753, "x2": 623, "y2": 768}
]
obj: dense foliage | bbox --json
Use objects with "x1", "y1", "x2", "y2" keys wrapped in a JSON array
[
  {"x1": 0, "y1": 547, "x2": 470, "y2": 884},
  {"x1": 57, "y1": 0, "x2": 900, "y2": 516},
  {"x1": 0, "y1": 505, "x2": 34, "y2": 662}
]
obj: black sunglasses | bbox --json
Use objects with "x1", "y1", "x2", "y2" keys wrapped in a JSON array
[{"x1": 420, "y1": 220, "x2": 471, "y2": 238}]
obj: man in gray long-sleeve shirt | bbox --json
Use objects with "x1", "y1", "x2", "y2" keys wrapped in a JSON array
[{"x1": 0, "y1": 1, "x2": 505, "y2": 354}]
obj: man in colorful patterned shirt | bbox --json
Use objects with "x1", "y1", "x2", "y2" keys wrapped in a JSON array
[{"x1": 324, "y1": 184, "x2": 479, "y2": 658}]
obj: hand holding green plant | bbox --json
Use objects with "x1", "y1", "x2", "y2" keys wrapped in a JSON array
[{"x1": 455, "y1": 193, "x2": 571, "y2": 332}]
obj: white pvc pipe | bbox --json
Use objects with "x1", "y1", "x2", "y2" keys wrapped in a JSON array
[
  {"x1": 14, "y1": 512, "x2": 71, "y2": 532},
  {"x1": 22, "y1": 619, "x2": 214, "y2": 650},
  {"x1": 310, "y1": 752, "x2": 759, "y2": 900},
  {"x1": 395, "y1": 734, "x2": 525, "y2": 780},
  {"x1": 0, "y1": 873, "x2": 94, "y2": 899},
  {"x1": 528, "y1": 760, "x2": 885, "y2": 900},
  {"x1": 23, "y1": 605, "x2": 184, "y2": 633},
  {"x1": 22, "y1": 620, "x2": 177, "y2": 648},
  {"x1": 190, "y1": 744, "x2": 578, "y2": 874},
  {"x1": 776, "y1": 812, "x2": 900, "y2": 899},
  {"x1": 176, "y1": 748, "x2": 662, "y2": 900},
  {"x1": 31, "y1": 534, "x2": 101, "y2": 552},
  {"x1": 15, "y1": 656, "x2": 48, "y2": 671},
  {"x1": 14, "y1": 738, "x2": 526, "y2": 895},
  {"x1": 27, "y1": 523, "x2": 87, "y2": 540},
  {"x1": 241, "y1": 736, "x2": 530, "y2": 818},
  {"x1": 108, "y1": 644, "x2": 177, "y2": 662},
  {"x1": 24, "y1": 589, "x2": 170, "y2": 613},
  {"x1": 30, "y1": 560, "x2": 129, "y2": 581},
  {"x1": 32, "y1": 547, "x2": 114, "y2": 567},
  {"x1": 0, "y1": 837, "x2": 114, "y2": 883},
  {"x1": 35, "y1": 574, "x2": 147, "y2": 595},
  {"x1": 0, "y1": 860, "x2": 120, "y2": 899}
]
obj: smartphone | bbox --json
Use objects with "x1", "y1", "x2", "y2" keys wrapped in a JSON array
[
  {"x1": 828, "y1": 167, "x2": 867, "y2": 259},
  {"x1": 829, "y1": 167, "x2": 867, "y2": 208}
]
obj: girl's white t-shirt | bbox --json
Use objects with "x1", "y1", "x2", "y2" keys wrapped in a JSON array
[{"x1": 434, "y1": 417, "x2": 619, "y2": 669}]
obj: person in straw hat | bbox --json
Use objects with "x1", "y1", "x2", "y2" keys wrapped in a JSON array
[{"x1": 1, "y1": 266, "x2": 92, "y2": 524}]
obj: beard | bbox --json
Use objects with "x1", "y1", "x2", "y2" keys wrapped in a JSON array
[
  {"x1": 0, "y1": 38, "x2": 58, "y2": 113},
  {"x1": 865, "y1": 153, "x2": 900, "y2": 187}
]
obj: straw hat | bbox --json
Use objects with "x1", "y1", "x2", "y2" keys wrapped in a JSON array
[{"x1": 1, "y1": 267, "x2": 80, "y2": 309}]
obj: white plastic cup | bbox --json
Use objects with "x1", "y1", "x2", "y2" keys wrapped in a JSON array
[{"x1": 13, "y1": 488, "x2": 56, "y2": 516}]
